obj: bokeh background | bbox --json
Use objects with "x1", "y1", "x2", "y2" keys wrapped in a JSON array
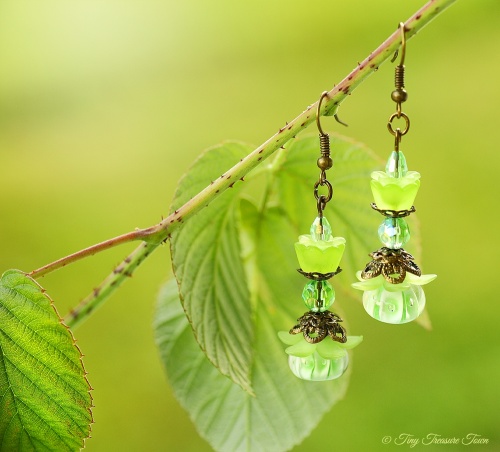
[{"x1": 0, "y1": 1, "x2": 498, "y2": 450}]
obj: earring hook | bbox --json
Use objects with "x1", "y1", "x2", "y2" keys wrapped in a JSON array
[
  {"x1": 316, "y1": 91, "x2": 348, "y2": 136},
  {"x1": 390, "y1": 22, "x2": 407, "y2": 65}
]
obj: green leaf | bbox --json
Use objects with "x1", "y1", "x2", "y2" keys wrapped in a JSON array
[
  {"x1": 0, "y1": 270, "x2": 92, "y2": 451},
  {"x1": 160, "y1": 134, "x2": 429, "y2": 450},
  {"x1": 169, "y1": 142, "x2": 255, "y2": 394},
  {"x1": 155, "y1": 279, "x2": 350, "y2": 452}
]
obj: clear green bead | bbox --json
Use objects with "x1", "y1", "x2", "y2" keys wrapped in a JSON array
[
  {"x1": 378, "y1": 217, "x2": 410, "y2": 249},
  {"x1": 385, "y1": 151, "x2": 408, "y2": 178},
  {"x1": 363, "y1": 285, "x2": 425, "y2": 324},
  {"x1": 288, "y1": 351, "x2": 348, "y2": 381},
  {"x1": 302, "y1": 280, "x2": 335, "y2": 312},
  {"x1": 310, "y1": 216, "x2": 332, "y2": 241}
]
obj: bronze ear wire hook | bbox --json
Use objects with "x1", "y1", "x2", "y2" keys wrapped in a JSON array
[
  {"x1": 391, "y1": 22, "x2": 408, "y2": 116},
  {"x1": 391, "y1": 22, "x2": 406, "y2": 65},
  {"x1": 387, "y1": 23, "x2": 410, "y2": 153},
  {"x1": 314, "y1": 92, "x2": 333, "y2": 219},
  {"x1": 315, "y1": 91, "x2": 328, "y2": 136},
  {"x1": 314, "y1": 91, "x2": 348, "y2": 220},
  {"x1": 316, "y1": 91, "x2": 348, "y2": 135}
]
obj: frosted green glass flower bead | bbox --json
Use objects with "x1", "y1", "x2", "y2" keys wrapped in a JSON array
[
  {"x1": 363, "y1": 284, "x2": 425, "y2": 324},
  {"x1": 278, "y1": 331, "x2": 363, "y2": 381},
  {"x1": 295, "y1": 235, "x2": 346, "y2": 274},
  {"x1": 288, "y1": 352, "x2": 348, "y2": 381},
  {"x1": 371, "y1": 171, "x2": 420, "y2": 211},
  {"x1": 378, "y1": 217, "x2": 410, "y2": 249},
  {"x1": 302, "y1": 280, "x2": 335, "y2": 312},
  {"x1": 295, "y1": 217, "x2": 345, "y2": 274},
  {"x1": 385, "y1": 150, "x2": 408, "y2": 178}
]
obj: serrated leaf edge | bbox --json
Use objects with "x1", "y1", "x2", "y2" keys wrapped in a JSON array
[{"x1": 3, "y1": 270, "x2": 94, "y2": 449}]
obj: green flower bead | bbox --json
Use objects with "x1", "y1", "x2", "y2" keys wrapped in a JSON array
[
  {"x1": 352, "y1": 271, "x2": 436, "y2": 292},
  {"x1": 352, "y1": 272, "x2": 436, "y2": 324},
  {"x1": 278, "y1": 331, "x2": 363, "y2": 357},
  {"x1": 371, "y1": 171, "x2": 421, "y2": 211},
  {"x1": 278, "y1": 332, "x2": 363, "y2": 381},
  {"x1": 294, "y1": 235, "x2": 346, "y2": 273}
]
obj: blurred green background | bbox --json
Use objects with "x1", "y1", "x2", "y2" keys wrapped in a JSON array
[{"x1": 0, "y1": 0, "x2": 498, "y2": 450}]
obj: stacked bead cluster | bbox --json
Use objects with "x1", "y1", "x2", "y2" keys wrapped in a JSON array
[
  {"x1": 279, "y1": 92, "x2": 363, "y2": 381},
  {"x1": 279, "y1": 95, "x2": 363, "y2": 381},
  {"x1": 279, "y1": 215, "x2": 363, "y2": 381},
  {"x1": 353, "y1": 36, "x2": 436, "y2": 325},
  {"x1": 352, "y1": 150, "x2": 436, "y2": 324}
]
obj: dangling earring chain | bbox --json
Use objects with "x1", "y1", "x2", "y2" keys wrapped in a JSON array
[
  {"x1": 278, "y1": 92, "x2": 362, "y2": 381},
  {"x1": 352, "y1": 23, "x2": 437, "y2": 325}
]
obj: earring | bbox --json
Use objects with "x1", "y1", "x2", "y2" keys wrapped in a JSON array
[
  {"x1": 278, "y1": 92, "x2": 362, "y2": 382},
  {"x1": 352, "y1": 24, "x2": 436, "y2": 324}
]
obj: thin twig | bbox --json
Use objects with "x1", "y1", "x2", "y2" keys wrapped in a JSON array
[
  {"x1": 29, "y1": 228, "x2": 156, "y2": 278},
  {"x1": 143, "y1": 0, "x2": 457, "y2": 244},
  {"x1": 64, "y1": 242, "x2": 159, "y2": 328},
  {"x1": 27, "y1": 0, "x2": 456, "y2": 327}
]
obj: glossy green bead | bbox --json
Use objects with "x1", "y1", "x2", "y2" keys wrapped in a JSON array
[
  {"x1": 288, "y1": 351, "x2": 348, "y2": 381},
  {"x1": 385, "y1": 150, "x2": 408, "y2": 178},
  {"x1": 363, "y1": 284, "x2": 425, "y2": 324},
  {"x1": 310, "y1": 216, "x2": 333, "y2": 241},
  {"x1": 302, "y1": 280, "x2": 335, "y2": 312},
  {"x1": 378, "y1": 217, "x2": 410, "y2": 249}
]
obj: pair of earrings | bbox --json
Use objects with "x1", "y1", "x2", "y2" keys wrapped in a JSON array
[{"x1": 279, "y1": 24, "x2": 436, "y2": 382}]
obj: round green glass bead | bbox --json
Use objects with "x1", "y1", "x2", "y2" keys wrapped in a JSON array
[
  {"x1": 310, "y1": 216, "x2": 333, "y2": 241},
  {"x1": 363, "y1": 284, "x2": 425, "y2": 324},
  {"x1": 288, "y1": 351, "x2": 348, "y2": 381},
  {"x1": 378, "y1": 217, "x2": 410, "y2": 249},
  {"x1": 302, "y1": 280, "x2": 335, "y2": 312},
  {"x1": 385, "y1": 150, "x2": 408, "y2": 178}
]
